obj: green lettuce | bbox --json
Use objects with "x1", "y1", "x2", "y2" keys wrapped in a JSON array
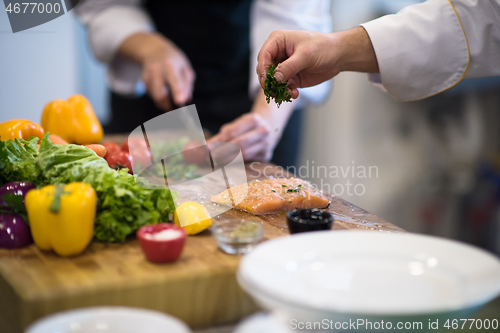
[
  {"x1": 0, "y1": 136, "x2": 43, "y2": 185},
  {"x1": 0, "y1": 134, "x2": 176, "y2": 242}
]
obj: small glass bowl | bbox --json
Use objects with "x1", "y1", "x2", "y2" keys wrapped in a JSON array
[{"x1": 212, "y1": 220, "x2": 264, "y2": 255}]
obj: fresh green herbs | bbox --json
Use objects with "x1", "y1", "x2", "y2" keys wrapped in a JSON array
[
  {"x1": 271, "y1": 190, "x2": 276, "y2": 193},
  {"x1": 264, "y1": 64, "x2": 292, "y2": 108},
  {"x1": 287, "y1": 188, "x2": 301, "y2": 193}
]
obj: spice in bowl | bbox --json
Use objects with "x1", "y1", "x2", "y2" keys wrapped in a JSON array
[
  {"x1": 212, "y1": 220, "x2": 264, "y2": 255},
  {"x1": 143, "y1": 228, "x2": 184, "y2": 241}
]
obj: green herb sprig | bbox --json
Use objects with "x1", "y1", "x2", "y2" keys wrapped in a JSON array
[{"x1": 264, "y1": 64, "x2": 292, "y2": 108}]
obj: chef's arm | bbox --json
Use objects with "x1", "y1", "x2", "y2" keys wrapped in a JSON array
[
  {"x1": 75, "y1": 0, "x2": 150, "y2": 63},
  {"x1": 117, "y1": 33, "x2": 195, "y2": 109},
  {"x1": 75, "y1": 0, "x2": 194, "y2": 107},
  {"x1": 208, "y1": 90, "x2": 295, "y2": 162},
  {"x1": 258, "y1": 0, "x2": 500, "y2": 102},
  {"x1": 257, "y1": 28, "x2": 378, "y2": 100},
  {"x1": 250, "y1": 90, "x2": 295, "y2": 141},
  {"x1": 75, "y1": 0, "x2": 152, "y2": 94},
  {"x1": 362, "y1": 0, "x2": 500, "y2": 101},
  {"x1": 248, "y1": 89, "x2": 295, "y2": 160}
]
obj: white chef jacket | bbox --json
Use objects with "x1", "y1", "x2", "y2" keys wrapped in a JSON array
[
  {"x1": 75, "y1": 0, "x2": 332, "y2": 105},
  {"x1": 361, "y1": 0, "x2": 500, "y2": 102}
]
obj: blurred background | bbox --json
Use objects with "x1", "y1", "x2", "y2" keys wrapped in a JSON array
[{"x1": 1, "y1": 0, "x2": 499, "y2": 258}]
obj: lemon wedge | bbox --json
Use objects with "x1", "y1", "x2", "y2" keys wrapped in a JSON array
[{"x1": 174, "y1": 201, "x2": 212, "y2": 235}]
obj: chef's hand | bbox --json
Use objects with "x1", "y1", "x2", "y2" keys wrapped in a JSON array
[
  {"x1": 208, "y1": 90, "x2": 294, "y2": 161},
  {"x1": 118, "y1": 32, "x2": 195, "y2": 111},
  {"x1": 257, "y1": 27, "x2": 379, "y2": 99}
]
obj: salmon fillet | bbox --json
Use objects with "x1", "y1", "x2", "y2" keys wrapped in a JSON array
[{"x1": 210, "y1": 178, "x2": 330, "y2": 215}]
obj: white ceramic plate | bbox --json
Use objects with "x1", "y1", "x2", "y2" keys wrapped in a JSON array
[
  {"x1": 238, "y1": 231, "x2": 500, "y2": 316},
  {"x1": 26, "y1": 307, "x2": 192, "y2": 333}
]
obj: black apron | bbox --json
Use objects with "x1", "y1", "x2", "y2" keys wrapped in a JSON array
[{"x1": 107, "y1": 0, "x2": 302, "y2": 167}]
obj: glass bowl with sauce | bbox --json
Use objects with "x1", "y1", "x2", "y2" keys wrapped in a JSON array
[
  {"x1": 286, "y1": 209, "x2": 334, "y2": 234},
  {"x1": 212, "y1": 220, "x2": 264, "y2": 255}
]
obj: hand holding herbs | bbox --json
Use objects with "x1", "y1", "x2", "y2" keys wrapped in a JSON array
[{"x1": 263, "y1": 64, "x2": 292, "y2": 108}]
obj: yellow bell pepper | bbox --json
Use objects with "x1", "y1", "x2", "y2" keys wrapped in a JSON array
[
  {"x1": 25, "y1": 182, "x2": 96, "y2": 257},
  {"x1": 41, "y1": 94, "x2": 103, "y2": 144},
  {"x1": 0, "y1": 119, "x2": 44, "y2": 141}
]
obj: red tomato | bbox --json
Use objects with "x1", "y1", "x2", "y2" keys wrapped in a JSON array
[
  {"x1": 122, "y1": 137, "x2": 148, "y2": 153},
  {"x1": 102, "y1": 142, "x2": 121, "y2": 159},
  {"x1": 130, "y1": 147, "x2": 152, "y2": 170},
  {"x1": 182, "y1": 141, "x2": 209, "y2": 166},
  {"x1": 106, "y1": 151, "x2": 132, "y2": 173}
]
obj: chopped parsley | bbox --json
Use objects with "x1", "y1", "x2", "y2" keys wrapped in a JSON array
[
  {"x1": 282, "y1": 184, "x2": 287, "y2": 187},
  {"x1": 264, "y1": 64, "x2": 292, "y2": 108},
  {"x1": 271, "y1": 190, "x2": 276, "y2": 193}
]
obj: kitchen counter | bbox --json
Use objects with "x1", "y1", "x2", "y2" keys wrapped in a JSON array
[{"x1": 0, "y1": 162, "x2": 404, "y2": 332}]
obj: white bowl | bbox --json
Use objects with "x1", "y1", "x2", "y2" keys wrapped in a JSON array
[
  {"x1": 238, "y1": 231, "x2": 500, "y2": 331},
  {"x1": 26, "y1": 307, "x2": 192, "y2": 333}
]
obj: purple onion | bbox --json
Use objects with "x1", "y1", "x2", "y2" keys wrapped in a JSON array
[
  {"x1": 0, "y1": 214, "x2": 33, "y2": 249},
  {"x1": 0, "y1": 181, "x2": 36, "y2": 208}
]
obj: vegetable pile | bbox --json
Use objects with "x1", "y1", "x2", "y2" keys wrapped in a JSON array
[
  {"x1": 263, "y1": 64, "x2": 292, "y2": 108},
  {"x1": 103, "y1": 137, "x2": 200, "y2": 181},
  {"x1": 0, "y1": 134, "x2": 176, "y2": 242}
]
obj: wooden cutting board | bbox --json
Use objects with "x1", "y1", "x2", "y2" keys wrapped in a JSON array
[{"x1": 0, "y1": 163, "x2": 404, "y2": 332}]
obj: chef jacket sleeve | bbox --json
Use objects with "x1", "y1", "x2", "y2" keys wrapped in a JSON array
[
  {"x1": 250, "y1": 0, "x2": 333, "y2": 106},
  {"x1": 361, "y1": 0, "x2": 500, "y2": 102},
  {"x1": 75, "y1": 0, "x2": 154, "y2": 95}
]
